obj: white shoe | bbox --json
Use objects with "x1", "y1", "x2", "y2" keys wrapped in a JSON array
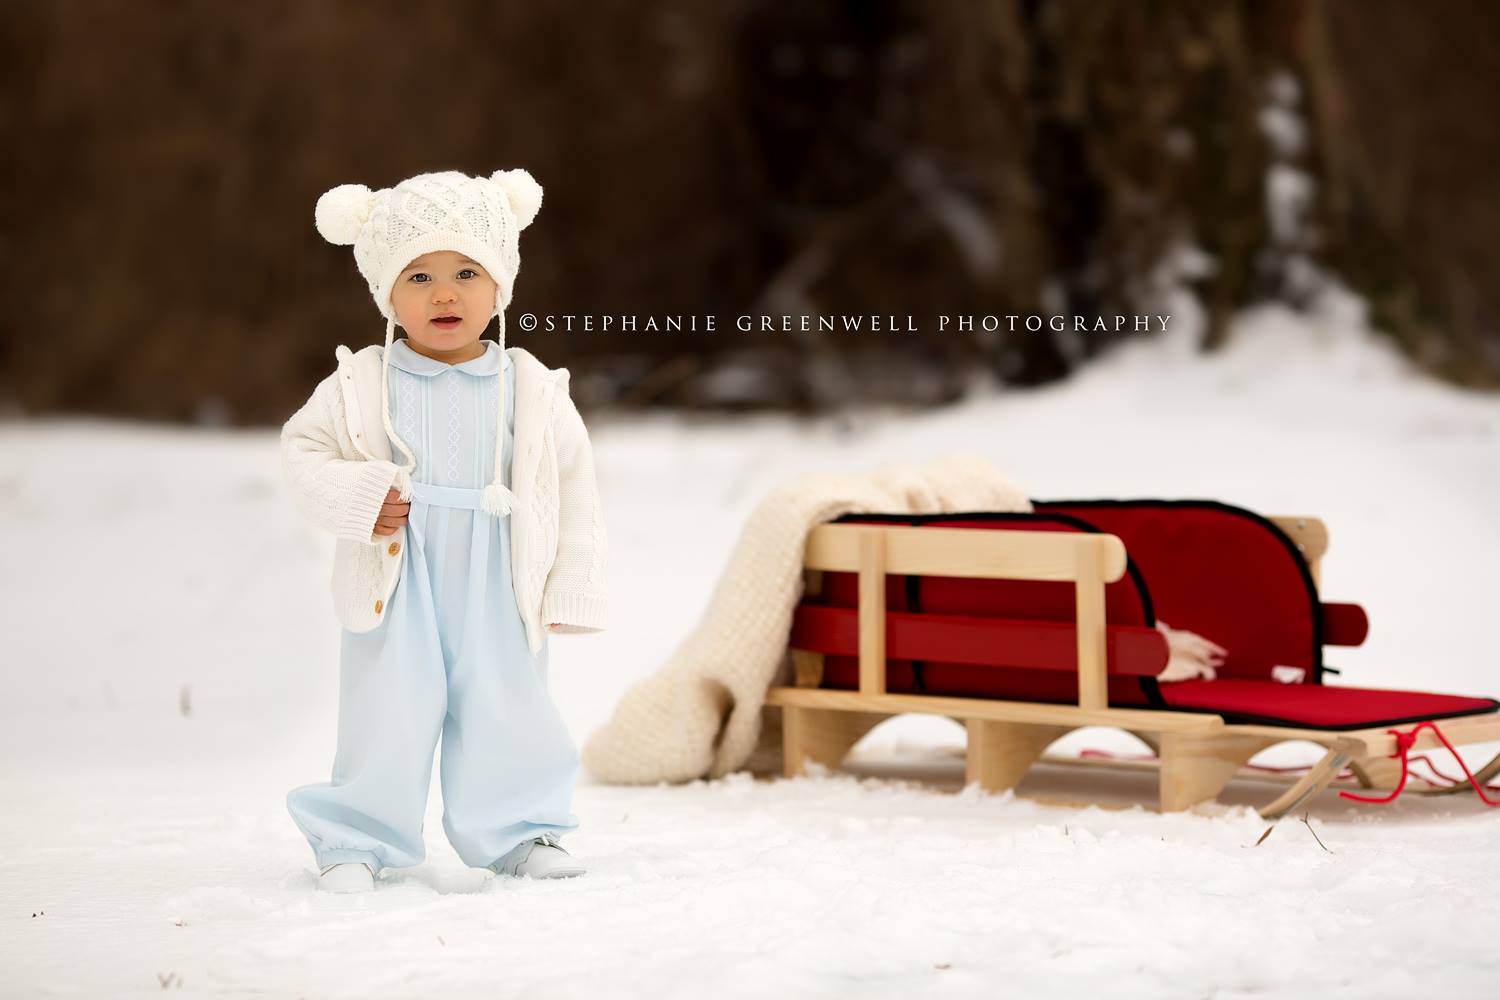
[
  {"x1": 489, "y1": 832, "x2": 586, "y2": 879},
  {"x1": 317, "y1": 862, "x2": 376, "y2": 893}
]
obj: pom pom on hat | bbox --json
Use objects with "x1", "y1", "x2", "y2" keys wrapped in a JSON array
[
  {"x1": 490, "y1": 168, "x2": 543, "y2": 229},
  {"x1": 315, "y1": 183, "x2": 376, "y2": 245}
]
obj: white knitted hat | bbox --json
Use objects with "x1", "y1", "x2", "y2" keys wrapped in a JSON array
[{"x1": 314, "y1": 168, "x2": 544, "y2": 515}]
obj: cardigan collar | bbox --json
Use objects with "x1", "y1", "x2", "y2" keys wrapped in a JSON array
[{"x1": 387, "y1": 337, "x2": 505, "y2": 377}]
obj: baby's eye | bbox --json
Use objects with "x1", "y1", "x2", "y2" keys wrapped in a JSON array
[{"x1": 407, "y1": 269, "x2": 479, "y2": 283}]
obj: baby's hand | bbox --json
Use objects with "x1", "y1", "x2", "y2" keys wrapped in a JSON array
[{"x1": 373, "y1": 487, "x2": 410, "y2": 537}]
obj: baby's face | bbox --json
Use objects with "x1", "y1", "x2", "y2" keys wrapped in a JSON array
[{"x1": 390, "y1": 250, "x2": 500, "y2": 356}]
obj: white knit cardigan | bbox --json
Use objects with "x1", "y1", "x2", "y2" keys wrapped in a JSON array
[{"x1": 280, "y1": 342, "x2": 607, "y2": 654}]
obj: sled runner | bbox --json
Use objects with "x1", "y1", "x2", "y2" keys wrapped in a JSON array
[{"x1": 764, "y1": 501, "x2": 1500, "y2": 817}]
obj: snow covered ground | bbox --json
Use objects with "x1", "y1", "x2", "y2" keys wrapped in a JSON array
[{"x1": 3, "y1": 286, "x2": 1499, "y2": 998}]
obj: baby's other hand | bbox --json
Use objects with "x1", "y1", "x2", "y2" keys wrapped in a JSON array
[{"x1": 373, "y1": 487, "x2": 410, "y2": 536}]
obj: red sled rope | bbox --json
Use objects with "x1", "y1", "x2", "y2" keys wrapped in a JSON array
[
  {"x1": 1080, "y1": 723, "x2": 1500, "y2": 798},
  {"x1": 1338, "y1": 720, "x2": 1500, "y2": 806},
  {"x1": 1406, "y1": 752, "x2": 1500, "y2": 790}
]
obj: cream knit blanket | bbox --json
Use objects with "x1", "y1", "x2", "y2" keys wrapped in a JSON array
[{"x1": 581, "y1": 451, "x2": 1034, "y2": 784}]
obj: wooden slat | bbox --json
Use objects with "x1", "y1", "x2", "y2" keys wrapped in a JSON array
[
  {"x1": 967, "y1": 720, "x2": 1071, "y2": 792},
  {"x1": 783, "y1": 706, "x2": 888, "y2": 777},
  {"x1": 804, "y1": 523, "x2": 1127, "y2": 583},
  {"x1": 764, "y1": 685, "x2": 1225, "y2": 733},
  {"x1": 1268, "y1": 515, "x2": 1328, "y2": 588},
  {"x1": 857, "y1": 530, "x2": 886, "y2": 695},
  {"x1": 1158, "y1": 731, "x2": 1281, "y2": 811},
  {"x1": 1257, "y1": 740, "x2": 1364, "y2": 818},
  {"x1": 1075, "y1": 541, "x2": 1107, "y2": 710}
]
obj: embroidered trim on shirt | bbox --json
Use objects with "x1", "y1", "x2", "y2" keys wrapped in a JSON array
[
  {"x1": 398, "y1": 369, "x2": 419, "y2": 480},
  {"x1": 446, "y1": 369, "x2": 462, "y2": 484}
]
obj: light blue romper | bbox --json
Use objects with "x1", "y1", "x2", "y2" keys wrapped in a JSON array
[{"x1": 287, "y1": 338, "x2": 581, "y2": 874}]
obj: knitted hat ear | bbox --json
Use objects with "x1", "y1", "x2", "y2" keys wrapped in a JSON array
[
  {"x1": 490, "y1": 168, "x2": 543, "y2": 229},
  {"x1": 315, "y1": 183, "x2": 376, "y2": 245}
]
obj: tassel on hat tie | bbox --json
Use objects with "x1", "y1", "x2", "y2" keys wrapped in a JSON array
[
  {"x1": 391, "y1": 465, "x2": 414, "y2": 502},
  {"x1": 479, "y1": 301, "x2": 521, "y2": 517},
  {"x1": 479, "y1": 312, "x2": 522, "y2": 517},
  {"x1": 481, "y1": 482, "x2": 520, "y2": 516}
]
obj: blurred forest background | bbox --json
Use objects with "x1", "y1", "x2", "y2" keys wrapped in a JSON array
[{"x1": 1, "y1": 0, "x2": 1496, "y2": 422}]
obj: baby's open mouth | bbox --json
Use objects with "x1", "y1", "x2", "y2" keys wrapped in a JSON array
[{"x1": 432, "y1": 316, "x2": 461, "y2": 327}]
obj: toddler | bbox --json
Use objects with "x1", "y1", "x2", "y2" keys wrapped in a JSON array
[{"x1": 280, "y1": 169, "x2": 608, "y2": 893}]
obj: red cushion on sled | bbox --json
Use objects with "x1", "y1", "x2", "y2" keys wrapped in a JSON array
[
  {"x1": 1034, "y1": 501, "x2": 1319, "y2": 683},
  {"x1": 1157, "y1": 678, "x2": 1499, "y2": 729}
]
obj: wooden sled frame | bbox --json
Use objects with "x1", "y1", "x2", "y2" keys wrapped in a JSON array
[{"x1": 764, "y1": 519, "x2": 1500, "y2": 818}]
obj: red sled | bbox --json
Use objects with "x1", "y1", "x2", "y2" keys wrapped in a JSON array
[{"x1": 764, "y1": 500, "x2": 1500, "y2": 816}]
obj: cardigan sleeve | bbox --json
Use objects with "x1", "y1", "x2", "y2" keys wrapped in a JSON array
[
  {"x1": 540, "y1": 385, "x2": 609, "y2": 633},
  {"x1": 280, "y1": 372, "x2": 401, "y2": 544}
]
